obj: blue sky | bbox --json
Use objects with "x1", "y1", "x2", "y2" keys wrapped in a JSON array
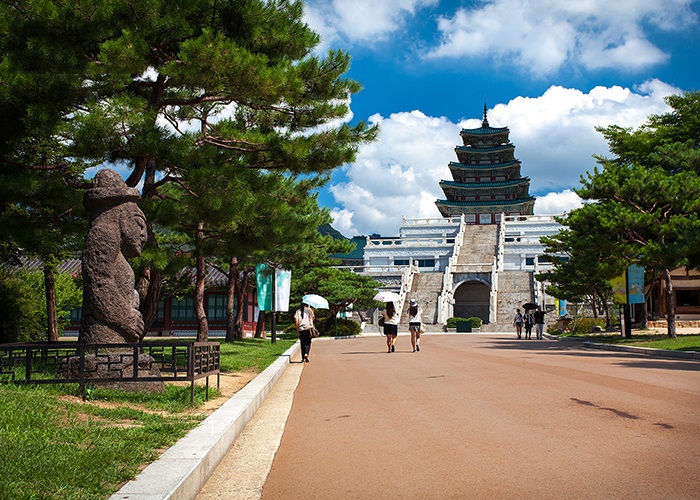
[{"x1": 301, "y1": 0, "x2": 700, "y2": 237}]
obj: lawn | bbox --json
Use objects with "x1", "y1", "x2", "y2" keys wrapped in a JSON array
[
  {"x1": 554, "y1": 332, "x2": 700, "y2": 352},
  {"x1": 0, "y1": 334, "x2": 297, "y2": 500}
]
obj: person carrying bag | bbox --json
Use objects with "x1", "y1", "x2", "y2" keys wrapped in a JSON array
[{"x1": 294, "y1": 302, "x2": 316, "y2": 363}]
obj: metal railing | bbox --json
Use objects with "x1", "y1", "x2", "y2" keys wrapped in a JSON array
[{"x1": 0, "y1": 341, "x2": 220, "y2": 404}]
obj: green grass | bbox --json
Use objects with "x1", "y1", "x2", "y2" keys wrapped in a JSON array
[
  {"x1": 555, "y1": 332, "x2": 700, "y2": 351},
  {"x1": 0, "y1": 334, "x2": 298, "y2": 499}
]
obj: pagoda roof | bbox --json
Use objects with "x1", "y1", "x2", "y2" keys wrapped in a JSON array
[
  {"x1": 439, "y1": 178, "x2": 530, "y2": 190},
  {"x1": 455, "y1": 144, "x2": 514, "y2": 153},
  {"x1": 435, "y1": 196, "x2": 536, "y2": 208},
  {"x1": 460, "y1": 126, "x2": 509, "y2": 136},
  {"x1": 448, "y1": 160, "x2": 520, "y2": 170}
]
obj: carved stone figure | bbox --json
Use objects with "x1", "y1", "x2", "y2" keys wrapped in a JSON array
[{"x1": 79, "y1": 169, "x2": 147, "y2": 344}]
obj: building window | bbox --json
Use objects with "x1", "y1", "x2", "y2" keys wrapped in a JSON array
[
  {"x1": 152, "y1": 300, "x2": 165, "y2": 327},
  {"x1": 208, "y1": 294, "x2": 227, "y2": 321},
  {"x1": 525, "y1": 257, "x2": 535, "y2": 266},
  {"x1": 676, "y1": 289, "x2": 700, "y2": 307},
  {"x1": 416, "y1": 259, "x2": 435, "y2": 268},
  {"x1": 394, "y1": 259, "x2": 410, "y2": 266},
  {"x1": 69, "y1": 307, "x2": 82, "y2": 323},
  {"x1": 171, "y1": 297, "x2": 196, "y2": 321}
]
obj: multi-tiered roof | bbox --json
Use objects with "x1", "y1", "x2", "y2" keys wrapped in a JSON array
[{"x1": 435, "y1": 106, "x2": 535, "y2": 223}]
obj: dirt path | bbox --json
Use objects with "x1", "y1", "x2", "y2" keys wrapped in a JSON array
[{"x1": 261, "y1": 334, "x2": 700, "y2": 499}]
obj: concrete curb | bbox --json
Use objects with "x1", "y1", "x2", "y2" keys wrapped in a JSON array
[
  {"x1": 543, "y1": 332, "x2": 700, "y2": 361},
  {"x1": 109, "y1": 341, "x2": 301, "y2": 500},
  {"x1": 581, "y1": 340, "x2": 700, "y2": 360}
]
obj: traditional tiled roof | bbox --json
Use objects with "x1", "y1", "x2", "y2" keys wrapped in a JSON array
[
  {"x1": 460, "y1": 126, "x2": 509, "y2": 135},
  {"x1": 448, "y1": 160, "x2": 520, "y2": 170},
  {"x1": 456, "y1": 144, "x2": 514, "y2": 153},
  {"x1": 440, "y1": 177, "x2": 530, "y2": 189},
  {"x1": 13, "y1": 256, "x2": 230, "y2": 287},
  {"x1": 435, "y1": 197, "x2": 536, "y2": 208}
]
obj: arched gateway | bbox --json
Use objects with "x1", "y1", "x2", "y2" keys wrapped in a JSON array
[{"x1": 454, "y1": 281, "x2": 490, "y2": 324}]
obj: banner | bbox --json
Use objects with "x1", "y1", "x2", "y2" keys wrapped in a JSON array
[
  {"x1": 612, "y1": 274, "x2": 627, "y2": 304},
  {"x1": 256, "y1": 264, "x2": 272, "y2": 312},
  {"x1": 627, "y1": 264, "x2": 645, "y2": 304},
  {"x1": 612, "y1": 264, "x2": 645, "y2": 305},
  {"x1": 275, "y1": 269, "x2": 291, "y2": 312}
]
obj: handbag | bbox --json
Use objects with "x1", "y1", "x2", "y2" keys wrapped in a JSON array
[
  {"x1": 378, "y1": 317, "x2": 385, "y2": 327},
  {"x1": 309, "y1": 327, "x2": 320, "y2": 338}
]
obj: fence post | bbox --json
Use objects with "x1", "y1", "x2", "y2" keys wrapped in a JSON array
[
  {"x1": 79, "y1": 346, "x2": 86, "y2": 401},
  {"x1": 189, "y1": 343, "x2": 195, "y2": 405}
]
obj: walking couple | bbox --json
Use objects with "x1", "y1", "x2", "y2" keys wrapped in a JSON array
[{"x1": 381, "y1": 299, "x2": 423, "y2": 353}]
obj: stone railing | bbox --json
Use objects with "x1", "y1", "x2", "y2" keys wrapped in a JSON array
[
  {"x1": 437, "y1": 217, "x2": 465, "y2": 323},
  {"x1": 364, "y1": 237, "x2": 457, "y2": 248},
  {"x1": 401, "y1": 215, "x2": 463, "y2": 227}
]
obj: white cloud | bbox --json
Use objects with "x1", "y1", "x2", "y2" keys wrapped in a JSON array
[
  {"x1": 534, "y1": 190, "x2": 582, "y2": 215},
  {"x1": 329, "y1": 80, "x2": 680, "y2": 237},
  {"x1": 424, "y1": 0, "x2": 696, "y2": 74},
  {"x1": 303, "y1": 0, "x2": 437, "y2": 49}
]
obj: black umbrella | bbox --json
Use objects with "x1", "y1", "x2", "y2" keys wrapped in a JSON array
[{"x1": 522, "y1": 302, "x2": 539, "y2": 310}]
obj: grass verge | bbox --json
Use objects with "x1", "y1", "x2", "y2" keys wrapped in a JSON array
[
  {"x1": 554, "y1": 332, "x2": 700, "y2": 351},
  {"x1": 0, "y1": 334, "x2": 297, "y2": 499}
]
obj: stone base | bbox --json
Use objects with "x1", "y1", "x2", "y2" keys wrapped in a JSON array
[{"x1": 63, "y1": 353, "x2": 166, "y2": 393}]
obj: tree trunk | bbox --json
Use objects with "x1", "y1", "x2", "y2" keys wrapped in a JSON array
[
  {"x1": 255, "y1": 311, "x2": 265, "y2": 338},
  {"x1": 225, "y1": 256, "x2": 238, "y2": 343},
  {"x1": 234, "y1": 271, "x2": 248, "y2": 340},
  {"x1": 664, "y1": 268, "x2": 676, "y2": 338},
  {"x1": 590, "y1": 291, "x2": 598, "y2": 318},
  {"x1": 195, "y1": 222, "x2": 208, "y2": 341},
  {"x1": 136, "y1": 164, "x2": 162, "y2": 338},
  {"x1": 44, "y1": 265, "x2": 58, "y2": 342},
  {"x1": 137, "y1": 265, "x2": 162, "y2": 339}
]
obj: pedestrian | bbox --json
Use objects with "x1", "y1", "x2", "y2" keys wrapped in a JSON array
[
  {"x1": 523, "y1": 310, "x2": 534, "y2": 340},
  {"x1": 407, "y1": 299, "x2": 423, "y2": 352},
  {"x1": 534, "y1": 306, "x2": 546, "y2": 340},
  {"x1": 513, "y1": 309, "x2": 523, "y2": 339},
  {"x1": 381, "y1": 301, "x2": 399, "y2": 352},
  {"x1": 294, "y1": 301, "x2": 316, "y2": 362}
]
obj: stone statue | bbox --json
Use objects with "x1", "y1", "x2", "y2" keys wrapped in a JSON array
[{"x1": 79, "y1": 169, "x2": 147, "y2": 344}]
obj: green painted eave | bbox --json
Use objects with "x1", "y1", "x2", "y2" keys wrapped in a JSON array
[
  {"x1": 448, "y1": 160, "x2": 520, "y2": 170},
  {"x1": 435, "y1": 197, "x2": 536, "y2": 208},
  {"x1": 439, "y1": 178, "x2": 530, "y2": 189},
  {"x1": 455, "y1": 144, "x2": 514, "y2": 153},
  {"x1": 460, "y1": 126, "x2": 509, "y2": 135}
]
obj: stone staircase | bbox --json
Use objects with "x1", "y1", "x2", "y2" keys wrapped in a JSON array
[
  {"x1": 455, "y1": 225, "x2": 498, "y2": 271},
  {"x1": 401, "y1": 272, "x2": 444, "y2": 326}
]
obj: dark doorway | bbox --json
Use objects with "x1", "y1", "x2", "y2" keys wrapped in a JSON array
[{"x1": 454, "y1": 281, "x2": 490, "y2": 323}]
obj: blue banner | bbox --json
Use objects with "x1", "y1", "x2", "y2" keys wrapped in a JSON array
[
  {"x1": 256, "y1": 264, "x2": 272, "y2": 312},
  {"x1": 627, "y1": 264, "x2": 645, "y2": 304}
]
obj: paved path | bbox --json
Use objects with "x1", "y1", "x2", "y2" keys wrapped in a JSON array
[{"x1": 257, "y1": 334, "x2": 700, "y2": 499}]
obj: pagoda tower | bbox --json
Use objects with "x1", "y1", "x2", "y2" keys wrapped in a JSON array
[{"x1": 435, "y1": 105, "x2": 535, "y2": 224}]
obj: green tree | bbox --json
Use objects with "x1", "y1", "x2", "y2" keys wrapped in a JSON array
[
  {"x1": 1, "y1": 1, "x2": 378, "y2": 337},
  {"x1": 576, "y1": 91, "x2": 700, "y2": 338},
  {"x1": 538, "y1": 207, "x2": 626, "y2": 328}
]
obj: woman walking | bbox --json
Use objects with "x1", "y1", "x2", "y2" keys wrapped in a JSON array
[
  {"x1": 294, "y1": 301, "x2": 316, "y2": 362},
  {"x1": 381, "y1": 301, "x2": 399, "y2": 353},
  {"x1": 408, "y1": 299, "x2": 423, "y2": 352},
  {"x1": 513, "y1": 309, "x2": 523, "y2": 339}
]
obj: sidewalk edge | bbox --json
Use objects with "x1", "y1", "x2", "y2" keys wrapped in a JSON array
[{"x1": 109, "y1": 341, "x2": 301, "y2": 500}]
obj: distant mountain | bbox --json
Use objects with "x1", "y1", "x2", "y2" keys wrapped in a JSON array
[{"x1": 319, "y1": 224, "x2": 347, "y2": 240}]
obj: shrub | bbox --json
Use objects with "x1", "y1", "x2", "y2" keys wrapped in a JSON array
[
  {"x1": 569, "y1": 317, "x2": 607, "y2": 334},
  {"x1": 446, "y1": 317, "x2": 482, "y2": 329},
  {"x1": 282, "y1": 316, "x2": 361, "y2": 336},
  {"x1": 0, "y1": 269, "x2": 82, "y2": 343}
]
